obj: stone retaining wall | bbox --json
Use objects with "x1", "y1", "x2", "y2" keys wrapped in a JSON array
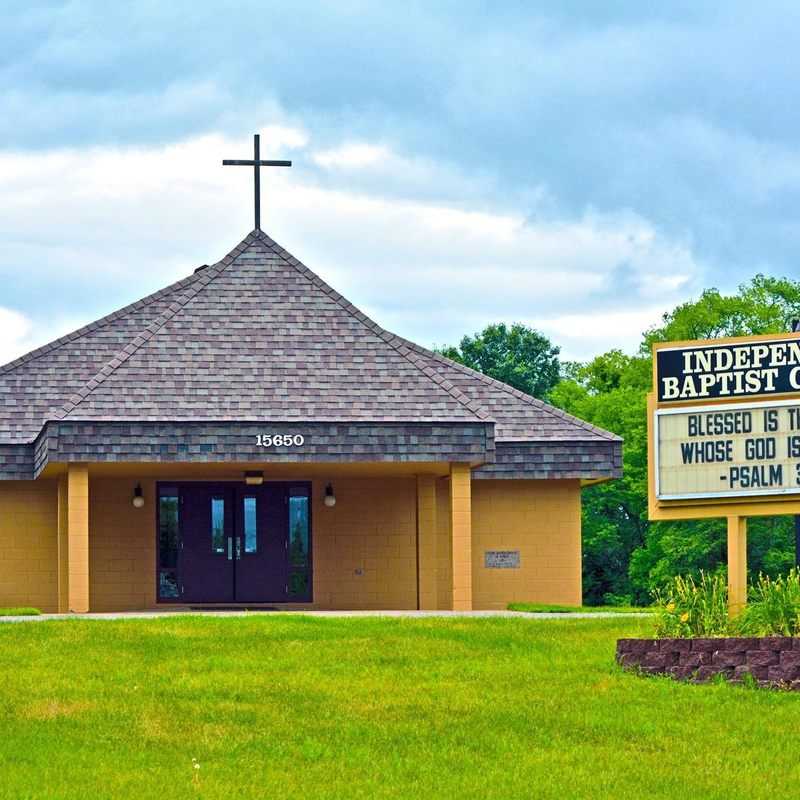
[{"x1": 617, "y1": 637, "x2": 800, "y2": 688}]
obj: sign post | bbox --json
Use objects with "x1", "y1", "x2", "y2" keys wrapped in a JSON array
[
  {"x1": 649, "y1": 332, "x2": 800, "y2": 615},
  {"x1": 727, "y1": 516, "x2": 747, "y2": 617}
]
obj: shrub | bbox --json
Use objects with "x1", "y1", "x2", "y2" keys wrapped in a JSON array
[
  {"x1": 602, "y1": 592, "x2": 633, "y2": 607},
  {"x1": 737, "y1": 570, "x2": 800, "y2": 637},
  {"x1": 653, "y1": 572, "x2": 728, "y2": 638}
]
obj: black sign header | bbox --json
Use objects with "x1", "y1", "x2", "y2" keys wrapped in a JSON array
[{"x1": 656, "y1": 337, "x2": 800, "y2": 403}]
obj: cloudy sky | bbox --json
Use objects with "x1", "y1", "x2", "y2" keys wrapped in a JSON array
[{"x1": 1, "y1": 1, "x2": 798, "y2": 365}]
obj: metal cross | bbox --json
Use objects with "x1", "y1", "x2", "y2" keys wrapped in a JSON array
[{"x1": 223, "y1": 134, "x2": 292, "y2": 231}]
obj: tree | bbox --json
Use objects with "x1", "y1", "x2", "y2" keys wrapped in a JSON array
[{"x1": 438, "y1": 323, "x2": 561, "y2": 399}]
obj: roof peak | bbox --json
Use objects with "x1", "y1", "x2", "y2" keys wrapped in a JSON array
[{"x1": 52, "y1": 230, "x2": 492, "y2": 425}]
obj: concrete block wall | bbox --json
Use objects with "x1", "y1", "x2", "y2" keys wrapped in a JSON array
[
  {"x1": 470, "y1": 479, "x2": 582, "y2": 610},
  {"x1": 0, "y1": 480, "x2": 58, "y2": 612},
  {"x1": 89, "y1": 477, "x2": 157, "y2": 611}
]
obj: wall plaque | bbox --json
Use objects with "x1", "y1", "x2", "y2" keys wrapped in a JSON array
[{"x1": 485, "y1": 550, "x2": 520, "y2": 569}]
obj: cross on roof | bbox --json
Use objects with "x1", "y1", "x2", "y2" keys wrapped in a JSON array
[{"x1": 223, "y1": 134, "x2": 292, "y2": 231}]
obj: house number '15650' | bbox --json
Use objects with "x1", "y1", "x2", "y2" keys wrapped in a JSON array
[{"x1": 256, "y1": 434, "x2": 305, "y2": 447}]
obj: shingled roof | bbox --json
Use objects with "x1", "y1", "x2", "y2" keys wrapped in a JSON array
[{"x1": 0, "y1": 230, "x2": 621, "y2": 481}]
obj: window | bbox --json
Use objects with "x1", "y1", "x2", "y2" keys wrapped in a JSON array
[
  {"x1": 158, "y1": 489, "x2": 180, "y2": 600},
  {"x1": 243, "y1": 496, "x2": 257, "y2": 553},
  {"x1": 288, "y1": 488, "x2": 310, "y2": 598},
  {"x1": 211, "y1": 497, "x2": 225, "y2": 554}
]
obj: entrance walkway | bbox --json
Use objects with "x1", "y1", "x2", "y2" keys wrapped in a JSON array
[{"x1": 0, "y1": 609, "x2": 651, "y2": 622}]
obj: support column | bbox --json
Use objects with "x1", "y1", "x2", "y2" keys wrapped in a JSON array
[
  {"x1": 727, "y1": 515, "x2": 747, "y2": 617},
  {"x1": 67, "y1": 463, "x2": 90, "y2": 613},
  {"x1": 449, "y1": 463, "x2": 472, "y2": 611},
  {"x1": 416, "y1": 475, "x2": 438, "y2": 610},
  {"x1": 57, "y1": 475, "x2": 69, "y2": 613}
]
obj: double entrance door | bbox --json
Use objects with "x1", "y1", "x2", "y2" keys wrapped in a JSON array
[{"x1": 157, "y1": 482, "x2": 311, "y2": 604}]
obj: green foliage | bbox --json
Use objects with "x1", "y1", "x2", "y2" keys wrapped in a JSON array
[
  {"x1": 653, "y1": 572, "x2": 729, "y2": 638},
  {"x1": 653, "y1": 569, "x2": 800, "y2": 638},
  {"x1": 642, "y1": 274, "x2": 800, "y2": 348},
  {"x1": 738, "y1": 570, "x2": 800, "y2": 636},
  {"x1": 0, "y1": 607, "x2": 40, "y2": 616},
  {"x1": 508, "y1": 602, "x2": 650, "y2": 614},
  {"x1": 437, "y1": 322, "x2": 561, "y2": 399}
]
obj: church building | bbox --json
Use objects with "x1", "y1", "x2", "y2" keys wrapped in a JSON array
[{"x1": 0, "y1": 143, "x2": 621, "y2": 613}]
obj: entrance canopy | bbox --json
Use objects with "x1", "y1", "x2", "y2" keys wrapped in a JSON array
[{"x1": 0, "y1": 230, "x2": 620, "y2": 480}]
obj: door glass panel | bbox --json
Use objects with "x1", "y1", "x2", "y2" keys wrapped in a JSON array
[
  {"x1": 243, "y1": 496, "x2": 257, "y2": 553},
  {"x1": 288, "y1": 572, "x2": 309, "y2": 597},
  {"x1": 159, "y1": 570, "x2": 179, "y2": 599},
  {"x1": 288, "y1": 495, "x2": 309, "y2": 568},
  {"x1": 158, "y1": 490, "x2": 179, "y2": 600},
  {"x1": 211, "y1": 497, "x2": 225, "y2": 554},
  {"x1": 159, "y1": 493, "x2": 179, "y2": 568},
  {"x1": 288, "y1": 489, "x2": 310, "y2": 599}
]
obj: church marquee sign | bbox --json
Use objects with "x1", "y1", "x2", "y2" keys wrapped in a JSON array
[{"x1": 649, "y1": 332, "x2": 800, "y2": 518}]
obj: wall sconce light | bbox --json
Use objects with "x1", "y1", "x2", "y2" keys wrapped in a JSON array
[
  {"x1": 132, "y1": 484, "x2": 145, "y2": 509},
  {"x1": 245, "y1": 471, "x2": 264, "y2": 486},
  {"x1": 324, "y1": 483, "x2": 337, "y2": 508}
]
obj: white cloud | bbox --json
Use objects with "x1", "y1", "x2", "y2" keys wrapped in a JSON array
[
  {"x1": 313, "y1": 143, "x2": 390, "y2": 169},
  {"x1": 539, "y1": 306, "x2": 672, "y2": 359},
  {"x1": 0, "y1": 130, "x2": 706, "y2": 363},
  {"x1": 0, "y1": 307, "x2": 34, "y2": 366}
]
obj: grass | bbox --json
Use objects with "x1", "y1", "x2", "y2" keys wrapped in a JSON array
[
  {"x1": 508, "y1": 602, "x2": 651, "y2": 614},
  {"x1": 1, "y1": 616, "x2": 799, "y2": 799},
  {"x1": 0, "y1": 607, "x2": 40, "y2": 616}
]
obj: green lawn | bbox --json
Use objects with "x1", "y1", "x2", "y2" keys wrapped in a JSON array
[
  {"x1": 508, "y1": 602, "x2": 651, "y2": 614},
  {"x1": 1, "y1": 616, "x2": 798, "y2": 799},
  {"x1": 0, "y1": 607, "x2": 40, "y2": 616}
]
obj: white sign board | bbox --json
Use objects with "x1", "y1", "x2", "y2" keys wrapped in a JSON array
[{"x1": 655, "y1": 399, "x2": 800, "y2": 500}]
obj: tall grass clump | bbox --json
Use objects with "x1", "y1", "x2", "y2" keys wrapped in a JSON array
[
  {"x1": 653, "y1": 572, "x2": 728, "y2": 638},
  {"x1": 737, "y1": 569, "x2": 800, "y2": 636}
]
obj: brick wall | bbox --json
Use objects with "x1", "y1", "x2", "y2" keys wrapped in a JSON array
[{"x1": 617, "y1": 637, "x2": 800, "y2": 688}]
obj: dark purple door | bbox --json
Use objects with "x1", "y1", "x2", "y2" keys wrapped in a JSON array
[
  {"x1": 169, "y1": 482, "x2": 301, "y2": 603},
  {"x1": 234, "y1": 484, "x2": 288, "y2": 602},
  {"x1": 180, "y1": 484, "x2": 235, "y2": 603}
]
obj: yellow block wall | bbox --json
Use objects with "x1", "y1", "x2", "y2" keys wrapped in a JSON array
[
  {"x1": 312, "y1": 477, "x2": 418, "y2": 609},
  {"x1": 468, "y1": 479, "x2": 582, "y2": 610},
  {"x1": 0, "y1": 481, "x2": 58, "y2": 612},
  {"x1": 89, "y1": 477, "x2": 157, "y2": 612}
]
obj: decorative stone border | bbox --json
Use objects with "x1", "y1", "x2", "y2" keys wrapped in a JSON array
[{"x1": 617, "y1": 637, "x2": 800, "y2": 688}]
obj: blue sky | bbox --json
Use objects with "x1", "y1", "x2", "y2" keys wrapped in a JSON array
[{"x1": 1, "y1": 1, "x2": 799, "y2": 364}]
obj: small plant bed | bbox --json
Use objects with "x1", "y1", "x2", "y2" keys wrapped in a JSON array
[
  {"x1": 618, "y1": 570, "x2": 800, "y2": 689},
  {"x1": 509, "y1": 603, "x2": 651, "y2": 614},
  {"x1": 0, "y1": 607, "x2": 40, "y2": 616}
]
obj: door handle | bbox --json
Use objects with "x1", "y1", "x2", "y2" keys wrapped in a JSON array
[
  {"x1": 227, "y1": 537, "x2": 233, "y2": 561},
  {"x1": 235, "y1": 537, "x2": 242, "y2": 560}
]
